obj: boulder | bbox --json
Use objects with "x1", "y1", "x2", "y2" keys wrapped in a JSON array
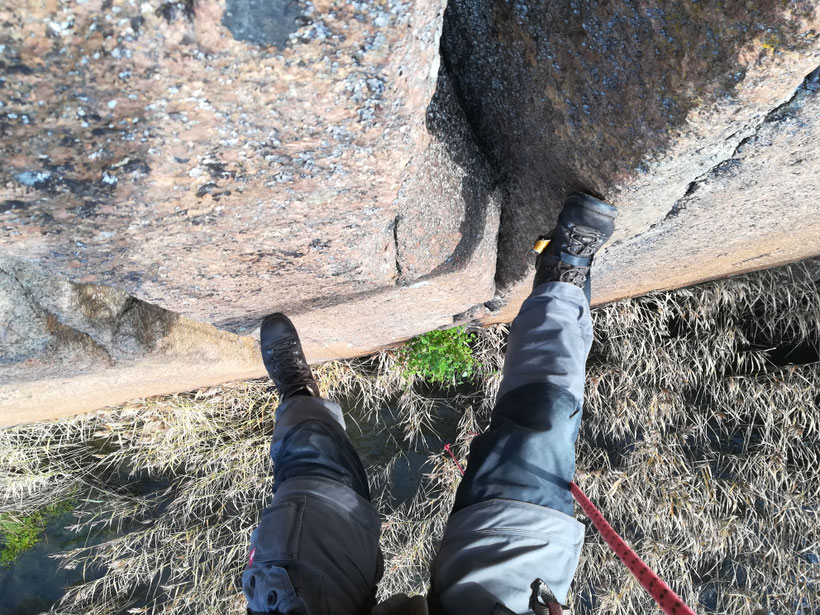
[
  {"x1": 1, "y1": 0, "x2": 819, "y2": 423},
  {"x1": 0, "y1": 0, "x2": 499, "y2": 332},
  {"x1": 437, "y1": 0, "x2": 819, "y2": 320},
  {"x1": 0, "y1": 255, "x2": 263, "y2": 426}
]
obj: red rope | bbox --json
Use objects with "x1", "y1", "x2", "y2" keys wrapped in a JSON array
[
  {"x1": 569, "y1": 482, "x2": 696, "y2": 615},
  {"x1": 443, "y1": 444, "x2": 697, "y2": 615},
  {"x1": 443, "y1": 443, "x2": 465, "y2": 475}
]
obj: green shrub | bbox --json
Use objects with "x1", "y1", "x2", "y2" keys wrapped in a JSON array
[
  {"x1": 0, "y1": 499, "x2": 75, "y2": 566},
  {"x1": 398, "y1": 326, "x2": 477, "y2": 384}
]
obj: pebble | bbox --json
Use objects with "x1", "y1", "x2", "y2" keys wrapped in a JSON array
[{"x1": 17, "y1": 171, "x2": 52, "y2": 187}]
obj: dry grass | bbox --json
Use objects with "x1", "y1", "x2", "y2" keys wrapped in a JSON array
[
  {"x1": 0, "y1": 263, "x2": 817, "y2": 614},
  {"x1": 575, "y1": 266, "x2": 820, "y2": 614}
]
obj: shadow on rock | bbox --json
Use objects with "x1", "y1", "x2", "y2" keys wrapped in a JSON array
[{"x1": 439, "y1": 0, "x2": 816, "y2": 289}]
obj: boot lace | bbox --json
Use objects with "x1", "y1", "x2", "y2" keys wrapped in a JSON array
[
  {"x1": 265, "y1": 338, "x2": 316, "y2": 395},
  {"x1": 566, "y1": 225, "x2": 604, "y2": 257},
  {"x1": 557, "y1": 261, "x2": 590, "y2": 287}
]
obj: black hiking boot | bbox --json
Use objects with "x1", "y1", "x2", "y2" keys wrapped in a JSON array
[
  {"x1": 533, "y1": 192, "x2": 617, "y2": 301},
  {"x1": 260, "y1": 313, "x2": 320, "y2": 400}
]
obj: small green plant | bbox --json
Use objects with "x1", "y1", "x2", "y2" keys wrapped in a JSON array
[
  {"x1": 398, "y1": 326, "x2": 477, "y2": 385},
  {"x1": 0, "y1": 499, "x2": 75, "y2": 566}
]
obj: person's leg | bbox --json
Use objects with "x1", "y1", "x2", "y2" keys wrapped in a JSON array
[
  {"x1": 243, "y1": 315, "x2": 382, "y2": 615},
  {"x1": 450, "y1": 280, "x2": 591, "y2": 517},
  {"x1": 269, "y1": 394, "x2": 371, "y2": 500},
  {"x1": 431, "y1": 193, "x2": 616, "y2": 615}
]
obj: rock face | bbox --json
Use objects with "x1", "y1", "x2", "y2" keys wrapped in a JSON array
[
  {"x1": 0, "y1": 0, "x2": 499, "y2": 332},
  {"x1": 437, "y1": 0, "x2": 820, "y2": 320},
  {"x1": 595, "y1": 70, "x2": 820, "y2": 303},
  {"x1": 1, "y1": 0, "x2": 819, "y2": 423},
  {"x1": 0, "y1": 255, "x2": 264, "y2": 426}
]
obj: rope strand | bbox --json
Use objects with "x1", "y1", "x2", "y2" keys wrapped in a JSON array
[{"x1": 569, "y1": 482, "x2": 696, "y2": 615}]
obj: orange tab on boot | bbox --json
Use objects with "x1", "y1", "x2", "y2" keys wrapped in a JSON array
[{"x1": 532, "y1": 237, "x2": 551, "y2": 255}]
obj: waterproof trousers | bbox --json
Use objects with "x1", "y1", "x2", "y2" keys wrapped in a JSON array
[{"x1": 243, "y1": 282, "x2": 592, "y2": 615}]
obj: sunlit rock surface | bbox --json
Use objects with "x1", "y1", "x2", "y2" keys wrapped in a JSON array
[{"x1": 1, "y1": 0, "x2": 818, "y2": 422}]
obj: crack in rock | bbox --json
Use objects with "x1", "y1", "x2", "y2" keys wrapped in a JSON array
[
  {"x1": 664, "y1": 65, "x2": 820, "y2": 222},
  {"x1": 392, "y1": 214, "x2": 403, "y2": 282},
  {"x1": 0, "y1": 265, "x2": 115, "y2": 365}
]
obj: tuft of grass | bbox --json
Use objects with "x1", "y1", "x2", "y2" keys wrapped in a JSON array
[
  {"x1": 0, "y1": 261, "x2": 817, "y2": 614},
  {"x1": 397, "y1": 326, "x2": 478, "y2": 385},
  {"x1": 0, "y1": 499, "x2": 76, "y2": 565},
  {"x1": 0, "y1": 514, "x2": 42, "y2": 566}
]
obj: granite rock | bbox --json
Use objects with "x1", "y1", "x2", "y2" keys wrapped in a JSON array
[
  {"x1": 0, "y1": 255, "x2": 264, "y2": 426},
  {"x1": 0, "y1": 0, "x2": 496, "y2": 332},
  {"x1": 438, "y1": 0, "x2": 820, "y2": 319},
  {"x1": 595, "y1": 69, "x2": 820, "y2": 303},
  {"x1": 1, "y1": 0, "x2": 820, "y2": 422}
]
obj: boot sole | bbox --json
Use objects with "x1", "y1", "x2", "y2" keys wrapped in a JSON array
[{"x1": 566, "y1": 192, "x2": 618, "y2": 217}]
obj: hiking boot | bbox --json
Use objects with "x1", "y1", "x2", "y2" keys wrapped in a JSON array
[
  {"x1": 260, "y1": 313, "x2": 320, "y2": 400},
  {"x1": 533, "y1": 192, "x2": 617, "y2": 300}
]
